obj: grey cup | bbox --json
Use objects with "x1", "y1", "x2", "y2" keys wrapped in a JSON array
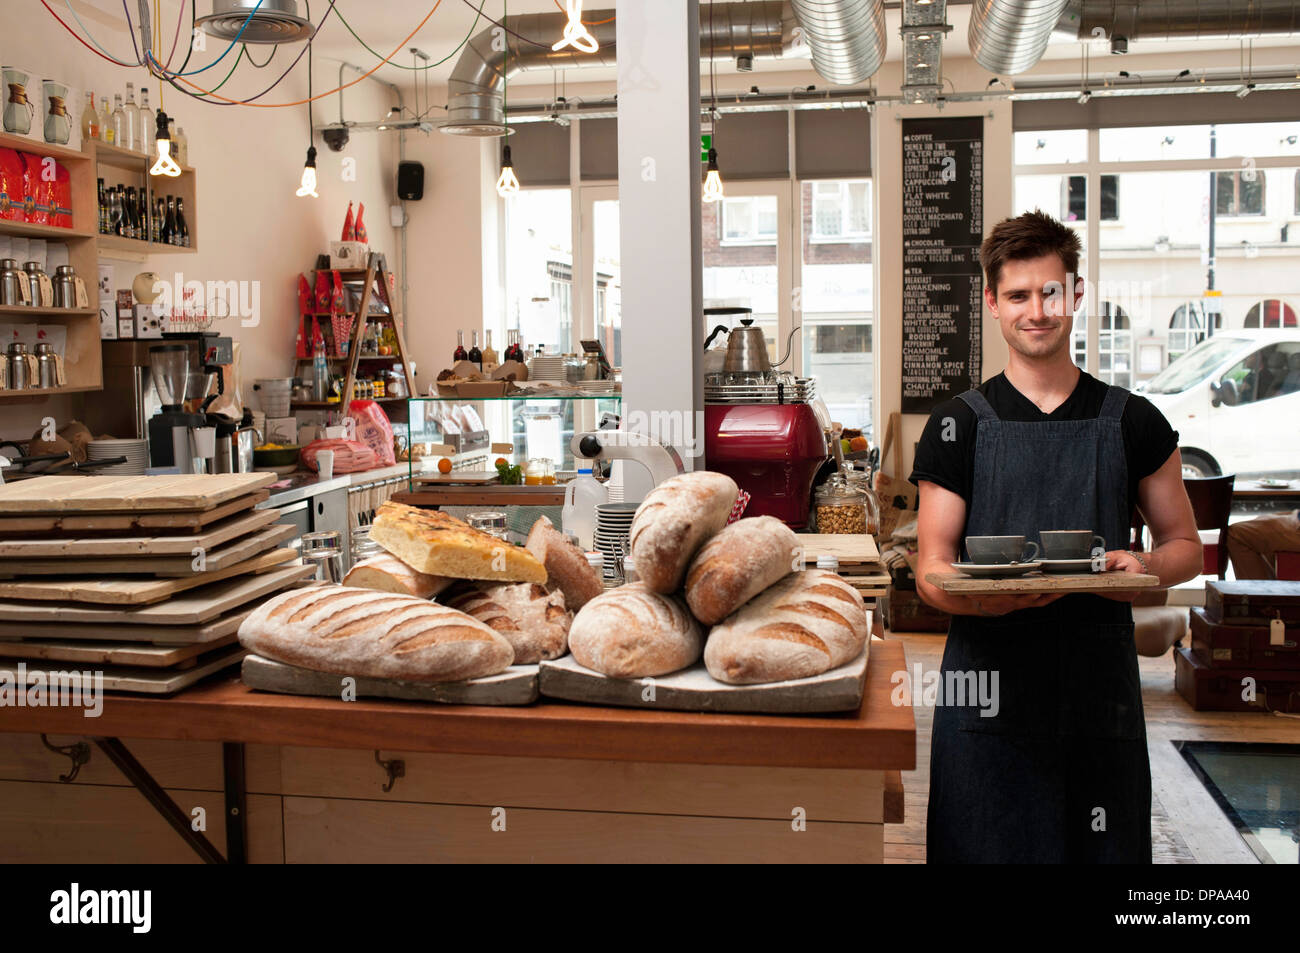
[
  {"x1": 1040, "y1": 531, "x2": 1106, "y2": 560},
  {"x1": 965, "y1": 535, "x2": 1039, "y2": 564}
]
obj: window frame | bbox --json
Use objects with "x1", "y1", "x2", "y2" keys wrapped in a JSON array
[
  {"x1": 720, "y1": 194, "x2": 780, "y2": 246},
  {"x1": 809, "y1": 178, "x2": 873, "y2": 243},
  {"x1": 1214, "y1": 169, "x2": 1267, "y2": 217}
]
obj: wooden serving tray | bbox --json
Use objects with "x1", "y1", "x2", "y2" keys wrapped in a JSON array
[
  {"x1": 0, "y1": 474, "x2": 274, "y2": 514},
  {"x1": 0, "y1": 633, "x2": 239, "y2": 668},
  {"x1": 0, "y1": 607, "x2": 252, "y2": 647},
  {"x1": 0, "y1": 490, "x2": 270, "y2": 534},
  {"x1": 410, "y1": 471, "x2": 501, "y2": 485},
  {"x1": 240, "y1": 654, "x2": 539, "y2": 706},
  {"x1": 924, "y1": 570, "x2": 1160, "y2": 595},
  {"x1": 0, "y1": 644, "x2": 247, "y2": 694},
  {"x1": 0, "y1": 508, "x2": 280, "y2": 557},
  {"x1": 796, "y1": 533, "x2": 881, "y2": 564}
]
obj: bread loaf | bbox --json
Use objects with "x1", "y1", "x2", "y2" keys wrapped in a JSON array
[
  {"x1": 569, "y1": 583, "x2": 702, "y2": 678},
  {"x1": 628, "y1": 471, "x2": 738, "y2": 593},
  {"x1": 525, "y1": 515, "x2": 603, "y2": 610},
  {"x1": 371, "y1": 501, "x2": 546, "y2": 583},
  {"x1": 342, "y1": 552, "x2": 452, "y2": 599},
  {"x1": 703, "y1": 569, "x2": 867, "y2": 685},
  {"x1": 237, "y1": 586, "x2": 514, "y2": 682},
  {"x1": 684, "y1": 516, "x2": 800, "y2": 625},
  {"x1": 444, "y1": 582, "x2": 571, "y2": 663}
]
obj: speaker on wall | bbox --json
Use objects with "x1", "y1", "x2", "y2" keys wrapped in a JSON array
[{"x1": 397, "y1": 161, "x2": 424, "y2": 200}]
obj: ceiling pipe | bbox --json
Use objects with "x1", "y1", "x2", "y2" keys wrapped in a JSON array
[
  {"x1": 969, "y1": 0, "x2": 1072, "y2": 75},
  {"x1": 790, "y1": 0, "x2": 886, "y2": 85},
  {"x1": 1053, "y1": 0, "x2": 1300, "y2": 42}
]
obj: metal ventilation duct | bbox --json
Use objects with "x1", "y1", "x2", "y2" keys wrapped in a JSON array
[
  {"x1": 969, "y1": 0, "x2": 1071, "y2": 74},
  {"x1": 442, "y1": 1, "x2": 885, "y2": 137},
  {"x1": 900, "y1": 0, "x2": 952, "y2": 103},
  {"x1": 1053, "y1": 0, "x2": 1300, "y2": 42},
  {"x1": 196, "y1": 0, "x2": 314, "y2": 43},
  {"x1": 790, "y1": 0, "x2": 886, "y2": 85}
]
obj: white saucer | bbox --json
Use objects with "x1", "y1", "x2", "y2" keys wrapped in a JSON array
[
  {"x1": 1038, "y1": 557, "x2": 1099, "y2": 574},
  {"x1": 951, "y1": 561, "x2": 1043, "y2": 578}
]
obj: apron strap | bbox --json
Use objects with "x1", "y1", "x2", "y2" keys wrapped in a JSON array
[
  {"x1": 1100, "y1": 384, "x2": 1130, "y2": 419},
  {"x1": 957, "y1": 389, "x2": 998, "y2": 421}
]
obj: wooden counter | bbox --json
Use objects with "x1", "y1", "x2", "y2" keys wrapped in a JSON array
[
  {"x1": 0, "y1": 640, "x2": 913, "y2": 863},
  {"x1": 392, "y1": 486, "x2": 566, "y2": 508}
]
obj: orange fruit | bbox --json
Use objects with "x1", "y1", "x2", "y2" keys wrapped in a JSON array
[
  {"x1": 438, "y1": 458, "x2": 452, "y2": 474},
  {"x1": 849, "y1": 436, "x2": 869, "y2": 452},
  {"x1": 495, "y1": 457, "x2": 508, "y2": 467}
]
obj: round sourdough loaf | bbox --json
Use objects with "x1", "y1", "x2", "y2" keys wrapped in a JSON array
[
  {"x1": 568, "y1": 583, "x2": 702, "y2": 678},
  {"x1": 629, "y1": 471, "x2": 738, "y2": 593},
  {"x1": 684, "y1": 515, "x2": 801, "y2": 624},
  {"x1": 237, "y1": 586, "x2": 515, "y2": 682},
  {"x1": 703, "y1": 569, "x2": 867, "y2": 685},
  {"x1": 444, "y1": 582, "x2": 571, "y2": 663},
  {"x1": 342, "y1": 552, "x2": 452, "y2": 599}
]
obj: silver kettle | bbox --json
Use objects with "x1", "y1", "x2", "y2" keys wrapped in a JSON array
[{"x1": 722, "y1": 318, "x2": 799, "y2": 374}]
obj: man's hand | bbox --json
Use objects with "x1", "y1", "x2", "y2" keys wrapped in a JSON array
[
  {"x1": 1097, "y1": 549, "x2": 1147, "y2": 603},
  {"x1": 964, "y1": 592, "x2": 1064, "y2": 617}
]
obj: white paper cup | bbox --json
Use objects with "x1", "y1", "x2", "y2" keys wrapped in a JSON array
[
  {"x1": 193, "y1": 427, "x2": 217, "y2": 458},
  {"x1": 316, "y1": 449, "x2": 335, "y2": 481}
]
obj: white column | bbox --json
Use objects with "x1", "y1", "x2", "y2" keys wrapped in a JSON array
[{"x1": 616, "y1": 0, "x2": 702, "y2": 501}]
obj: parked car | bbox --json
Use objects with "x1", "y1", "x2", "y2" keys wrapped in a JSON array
[{"x1": 1135, "y1": 329, "x2": 1300, "y2": 478}]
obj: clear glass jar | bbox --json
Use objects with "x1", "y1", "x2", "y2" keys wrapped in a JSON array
[
  {"x1": 350, "y1": 526, "x2": 384, "y2": 565},
  {"x1": 842, "y1": 464, "x2": 880, "y2": 535},
  {"x1": 467, "y1": 511, "x2": 508, "y2": 539},
  {"x1": 815, "y1": 473, "x2": 868, "y2": 535}
]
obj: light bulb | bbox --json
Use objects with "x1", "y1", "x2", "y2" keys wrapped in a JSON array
[
  {"x1": 149, "y1": 111, "x2": 181, "y2": 177},
  {"x1": 297, "y1": 146, "x2": 318, "y2": 198},
  {"x1": 496, "y1": 145, "x2": 520, "y2": 198},
  {"x1": 702, "y1": 148, "x2": 724, "y2": 203},
  {"x1": 553, "y1": 0, "x2": 599, "y2": 54}
]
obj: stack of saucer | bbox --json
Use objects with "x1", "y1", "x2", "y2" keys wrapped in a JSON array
[
  {"x1": 85, "y1": 438, "x2": 149, "y2": 475},
  {"x1": 592, "y1": 502, "x2": 638, "y2": 581},
  {"x1": 528, "y1": 355, "x2": 568, "y2": 382}
]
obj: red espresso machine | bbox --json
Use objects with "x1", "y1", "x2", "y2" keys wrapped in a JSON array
[{"x1": 702, "y1": 318, "x2": 827, "y2": 528}]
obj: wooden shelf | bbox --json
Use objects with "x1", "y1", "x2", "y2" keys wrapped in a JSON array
[
  {"x1": 0, "y1": 384, "x2": 101, "y2": 399},
  {"x1": 0, "y1": 219, "x2": 93, "y2": 241},
  {"x1": 90, "y1": 140, "x2": 194, "y2": 174},
  {"x1": 0, "y1": 305, "x2": 96, "y2": 317},
  {"x1": 97, "y1": 233, "x2": 196, "y2": 257},
  {"x1": 289, "y1": 401, "x2": 345, "y2": 410},
  {"x1": 0, "y1": 132, "x2": 87, "y2": 165}
]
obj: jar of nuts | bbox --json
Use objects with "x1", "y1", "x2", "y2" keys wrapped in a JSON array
[{"x1": 815, "y1": 472, "x2": 870, "y2": 535}]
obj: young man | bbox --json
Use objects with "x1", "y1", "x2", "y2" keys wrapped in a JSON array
[{"x1": 910, "y1": 210, "x2": 1203, "y2": 864}]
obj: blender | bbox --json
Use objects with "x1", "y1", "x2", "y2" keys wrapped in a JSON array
[{"x1": 147, "y1": 345, "x2": 206, "y2": 471}]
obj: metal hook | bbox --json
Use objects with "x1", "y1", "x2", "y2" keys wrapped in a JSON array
[
  {"x1": 373, "y1": 750, "x2": 405, "y2": 793},
  {"x1": 40, "y1": 735, "x2": 90, "y2": 783}
]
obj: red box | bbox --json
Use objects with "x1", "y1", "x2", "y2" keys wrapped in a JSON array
[
  {"x1": 1189, "y1": 606, "x2": 1299, "y2": 670},
  {"x1": 1175, "y1": 646, "x2": 1300, "y2": 713},
  {"x1": 1205, "y1": 580, "x2": 1300, "y2": 626}
]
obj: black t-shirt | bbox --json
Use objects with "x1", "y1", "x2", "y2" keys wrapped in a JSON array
[{"x1": 909, "y1": 370, "x2": 1179, "y2": 519}]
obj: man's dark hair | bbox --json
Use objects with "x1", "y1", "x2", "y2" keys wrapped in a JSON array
[{"x1": 979, "y1": 209, "x2": 1082, "y2": 294}]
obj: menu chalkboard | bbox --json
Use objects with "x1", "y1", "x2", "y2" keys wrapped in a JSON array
[{"x1": 901, "y1": 117, "x2": 984, "y2": 414}]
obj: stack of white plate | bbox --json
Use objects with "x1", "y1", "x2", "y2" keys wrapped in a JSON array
[
  {"x1": 528, "y1": 355, "x2": 568, "y2": 382},
  {"x1": 86, "y1": 438, "x2": 149, "y2": 475},
  {"x1": 580, "y1": 380, "x2": 619, "y2": 395},
  {"x1": 592, "y1": 501, "x2": 638, "y2": 580}
]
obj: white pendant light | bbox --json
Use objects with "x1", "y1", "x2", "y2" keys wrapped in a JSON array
[
  {"x1": 496, "y1": 144, "x2": 520, "y2": 198},
  {"x1": 553, "y1": 0, "x2": 599, "y2": 54},
  {"x1": 702, "y1": 147, "x2": 724, "y2": 203},
  {"x1": 296, "y1": 146, "x2": 319, "y2": 197},
  {"x1": 150, "y1": 110, "x2": 181, "y2": 177}
]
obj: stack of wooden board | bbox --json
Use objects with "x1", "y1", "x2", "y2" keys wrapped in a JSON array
[
  {"x1": 0, "y1": 474, "x2": 314, "y2": 693},
  {"x1": 797, "y1": 533, "x2": 890, "y2": 600},
  {"x1": 1176, "y1": 579, "x2": 1300, "y2": 713}
]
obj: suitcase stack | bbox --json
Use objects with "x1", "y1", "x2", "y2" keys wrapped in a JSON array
[{"x1": 1176, "y1": 580, "x2": 1300, "y2": 712}]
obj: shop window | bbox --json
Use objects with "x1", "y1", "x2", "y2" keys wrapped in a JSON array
[
  {"x1": 721, "y1": 195, "x2": 778, "y2": 244},
  {"x1": 1096, "y1": 302, "x2": 1133, "y2": 388},
  {"x1": 1215, "y1": 170, "x2": 1265, "y2": 216},
  {"x1": 1244, "y1": 299, "x2": 1298, "y2": 328},
  {"x1": 810, "y1": 180, "x2": 872, "y2": 241},
  {"x1": 1063, "y1": 175, "x2": 1118, "y2": 222},
  {"x1": 814, "y1": 323, "x2": 871, "y2": 354},
  {"x1": 1218, "y1": 343, "x2": 1300, "y2": 405},
  {"x1": 1168, "y1": 301, "x2": 1221, "y2": 362}
]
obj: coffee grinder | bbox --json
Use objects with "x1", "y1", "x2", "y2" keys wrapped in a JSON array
[{"x1": 147, "y1": 344, "x2": 206, "y2": 471}]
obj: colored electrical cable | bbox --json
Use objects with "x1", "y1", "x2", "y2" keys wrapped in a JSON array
[
  {"x1": 161, "y1": 0, "x2": 268, "y2": 75},
  {"x1": 60, "y1": 0, "x2": 137, "y2": 64},
  {"x1": 41, "y1": 1, "x2": 137, "y2": 66},
  {"x1": 164, "y1": 0, "x2": 186, "y2": 69},
  {"x1": 551, "y1": 0, "x2": 614, "y2": 26},
  {"x1": 334, "y1": 0, "x2": 484, "y2": 70},
  {"x1": 458, "y1": 0, "x2": 549, "y2": 48},
  {"x1": 244, "y1": 43, "x2": 278, "y2": 68}
]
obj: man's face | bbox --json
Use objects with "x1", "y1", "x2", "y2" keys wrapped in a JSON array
[{"x1": 985, "y1": 253, "x2": 1080, "y2": 361}]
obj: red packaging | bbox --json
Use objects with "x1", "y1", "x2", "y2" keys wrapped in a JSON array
[
  {"x1": 354, "y1": 202, "x2": 367, "y2": 243},
  {"x1": 51, "y1": 161, "x2": 72, "y2": 228},
  {"x1": 0, "y1": 148, "x2": 23, "y2": 221},
  {"x1": 341, "y1": 200, "x2": 354, "y2": 241},
  {"x1": 347, "y1": 399, "x2": 396, "y2": 466},
  {"x1": 20, "y1": 151, "x2": 50, "y2": 225},
  {"x1": 299, "y1": 438, "x2": 377, "y2": 474}
]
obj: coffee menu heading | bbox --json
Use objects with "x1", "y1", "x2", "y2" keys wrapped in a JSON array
[{"x1": 901, "y1": 116, "x2": 984, "y2": 414}]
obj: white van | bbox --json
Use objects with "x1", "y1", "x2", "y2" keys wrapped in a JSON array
[{"x1": 1135, "y1": 329, "x2": 1300, "y2": 478}]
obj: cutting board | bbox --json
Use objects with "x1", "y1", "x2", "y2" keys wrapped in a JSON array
[
  {"x1": 539, "y1": 642, "x2": 871, "y2": 714},
  {"x1": 0, "y1": 645, "x2": 246, "y2": 695},
  {"x1": 240, "y1": 654, "x2": 539, "y2": 706},
  {"x1": 0, "y1": 473, "x2": 274, "y2": 514},
  {"x1": 0, "y1": 633, "x2": 239, "y2": 668},
  {"x1": 0, "y1": 508, "x2": 280, "y2": 557},
  {"x1": 411, "y1": 471, "x2": 501, "y2": 485},
  {"x1": 925, "y1": 570, "x2": 1160, "y2": 594},
  {"x1": 0, "y1": 548, "x2": 299, "y2": 606},
  {"x1": 0, "y1": 606, "x2": 252, "y2": 646},
  {"x1": 0, "y1": 524, "x2": 296, "y2": 577},
  {"x1": 0, "y1": 490, "x2": 270, "y2": 534},
  {"x1": 0, "y1": 564, "x2": 314, "y2": 626},
  {"x1": 797, "y1": 534, "x2": 881, "y2": 564}
]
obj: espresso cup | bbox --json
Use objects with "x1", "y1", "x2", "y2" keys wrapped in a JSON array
[
  {"x1": 965, "y1": 535, "x2": 1039, "y2": 564},
  {"x1": 1040, "y1": 530, "x2": 1106, "y2": 560}
]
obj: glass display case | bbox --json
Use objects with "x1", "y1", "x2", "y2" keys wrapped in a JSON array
[{"x1": 405, "y1": 394, "x2": 623, "y2": 486}]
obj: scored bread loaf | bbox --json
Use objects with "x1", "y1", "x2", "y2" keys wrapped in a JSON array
[
  {"x1": 684, "y1": 516, "x2": 801, "y2": 625},
  {"x1": 525, "y1": 515, "x2": 602, "y2": 610},
  {"x1": 703, "y1": 569, "x2": 867, "y2": 685},
  {"x1": 568, "y1": 583, "x2": 702, "y2": 678},
  {"x1": 629, "y1": 471, "x2": 738, "y2": 593},
  {"x1": 370, "y1": 501, "x2": 546, "y2": 583},
  {"x1": 342, "y1": 552, "x2": 452, "y2": 599},
  {"x1": 237, "y1": 586, "x2": 514, "y2": 682},
  {"x1": 444, "y1": 582, "x2": 571, "y2": 663}
]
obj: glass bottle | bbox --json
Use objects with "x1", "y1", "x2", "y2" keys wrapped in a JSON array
[
  {"x1": 98, "y1": 95, "x2": 113, "y2": 143},
  {"x1": 109, "y1": 187, "x2": 123, "y2": 236},
  {"x1": 175, "y1": 126, "x2": 188, "y2": 167},
  {"x1": 138, "y1": 87, "x2": 154, "y2": 157},
  {"x1": 81, "y1": 92, "x2": 98, "y2": 141},
  {"x1": 175, "y1": 198, "x2": 189, "y2": 247},
  {"x1": 482, "y1": 329, "x2": 498, "y2": 369},
  {"x1": 453, "y1": 330, "x2": 467, "y2": 363},
  {"x1": 468, "y1": 330, "x2": 482, "y2": 370},
  {"x1": 110, "y1": 94, "x2": 125, "y2": 148},
  {"x1": 154, "y1": 197, "x2": 165, "y2": 244},
  {"x1": 124, "y1": 186, "x2": 138, "y2": 239},
  {"x1": 96, "y1": 178, "x2": 107, "y2": 234},
  {"x1": 123, "y1": 83, "x2": 138, "y2": 151},
  {"x1": 164, "y1": 196, "x2": 177, "y2": 245}
]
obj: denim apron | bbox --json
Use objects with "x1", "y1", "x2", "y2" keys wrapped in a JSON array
[{"x1": 925, "y1": 385, "x2": 1152, "y2": 863}]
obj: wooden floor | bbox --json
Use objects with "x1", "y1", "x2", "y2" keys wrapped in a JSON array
[{"x1": 884, "y1": 629, "x2": 1299, "y2": 864}]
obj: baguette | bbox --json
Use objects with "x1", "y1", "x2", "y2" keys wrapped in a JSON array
[
  {"x1": 628, "y1": 471, "x2": 738, "y2": 593},
  {"x1": 371, "y1": 501, "x2": 546, "y2": 583},
  {"x1": 525, "y1": 515, "x2": 603, "y2": 610},
  {"x1": 444, "y1": 582, "x2": 571, "y2": 663},
  {"x1": 703, "y1": 569, "x2": 867, "y2": 685},
  {"x1": 568, "y1": 583, "x2": 702, "y2": 678},
  {"x1": 237, "y1": 586, "x2": 514, "y2": 682},
  {"x1": 684, "y1": 516, "x2": 800, "y2": 624},
  {"x1": 342, "y1": 552, "x2": 452, "y2": 599}
]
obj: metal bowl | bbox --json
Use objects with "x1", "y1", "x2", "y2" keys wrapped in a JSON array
[{"x1": 253, "y1": 445, "x2": 301, "y2": 468}]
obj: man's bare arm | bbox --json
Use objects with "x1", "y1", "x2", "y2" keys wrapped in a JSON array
[{"x1": 1101, "y1": 449, "x2": 1203, "y2": 598}]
